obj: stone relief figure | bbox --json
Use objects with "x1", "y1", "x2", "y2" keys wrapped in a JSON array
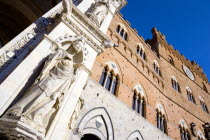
[
  {"x1": 86, "y1": 0, "x2": 110, "y2": 26},
  {"x1": 5, "y1": 36, "x2": 85, "y2": 131},
  {"x1": 63, "y1": 0, "x2": 73, "y2": 16}
]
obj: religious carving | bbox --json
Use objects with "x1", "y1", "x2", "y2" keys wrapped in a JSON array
[
  {"x1": 4, "y1": 36, "x2": 85, "y2": 134},
  {"x1": 86, "y1": 0, "x2": 110, "y2": 27},
  {"x1": 63, "y1": 0, "x2": 73, "y2": 16}
]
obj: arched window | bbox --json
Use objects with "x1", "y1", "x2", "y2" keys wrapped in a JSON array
[
  {"x1": 171, "y1": 76, "x2": 181, "y2": 93},
  {"x1": 99, "y1": 63, "x2": 120, "y2": 96},
  {"x1": 132, "y1": 85, "x2": 146, "y2": 118},
  {"x1": 124, "y1": 32, "x2": 128, "y2": 40},
  {"x1": 116, "y1": 24, "x2": 128, "y2": 41},
  {"x1": 120, "y1": 29, "x2": 124, "y2": 37},
  {"x1": 199, "y1": 96, "x2": 209, "y2": 113},
  {"x1": 186, "y1": 87, "x2": 196, "y2": 104},
  {"x1": 156, "y1": 105, "x2": 167, "y2": 134},
  {"x1": 136, "y1": 44, "x2": 146, "y2": 60},
  {"x1": 179, "y1": 120, "x2": 191, "y2": 140},
  {"x1": 180, "y1": 127, "x2": 191, "y2": 140},
  {"x1": 197, "y1": 130, "x2": 205, "y2": 140},
  {"x1": 153, "y1": 60, "x2": 161, "y2": 76},
  {"x1": 116, "y1": 25, "x2": 121, "y2": 33},
  {"x1": 168, "y1": 56, "x2": 174, "y2": 65}
]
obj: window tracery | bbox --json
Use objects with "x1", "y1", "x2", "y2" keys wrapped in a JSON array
[
  {"x1": 116, "y1": 24, "x2": 128, "y2": 41},
  {"x1": 199, "y1": 97, "x2": 209, "y2": 113},
  {"x1": 186, "y1": 87, "x2": 196, "y2": 104},
  {"x1": 171, "y1": 76, "x2": 181, "y2": 93},
  {"x1": 156, "y1": 105, "x2": 167, "y2": 134},
  {"x1": 132, "y1": 85, "x2": 146, "y2": 118},
  {"x1": 179, "y1": 120, "x2": 191, "y2": 140},
  {"x1": 153, "y1": 60, "x2": 161, "y2": 76},
  {"x1": 99, "y1": 65, "x2": 119, "y2": 96},
  {"x1": 137, "y1": 44, "x2": 146, "y2": 60}
]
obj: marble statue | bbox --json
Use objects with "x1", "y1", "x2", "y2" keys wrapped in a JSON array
[
  {"x1": 87, "y1": 0, "x2": 109, "y2": 26},
  {"x1": 6, "y1": 36, "x2": 85, "y2": 129}
]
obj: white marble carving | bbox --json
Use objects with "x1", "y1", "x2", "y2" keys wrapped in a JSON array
[
  {"x1": 63, "y1": 0, "x2": 73, "y2": 16},
  {"x1": 86, "y1": 0, "x2": 110, "y2": 27},
  {"x1": 4, "y1": 36, "x2": 85, "y2": 134}
]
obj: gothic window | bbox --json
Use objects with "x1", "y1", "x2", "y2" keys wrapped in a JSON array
[
  {"x1": 124, "y1": 33, "x2": 128, "y2": 40},
  {"x1": 116, "y1": 25, "x2": 121, "y2": 33},
  {"x1": 132, "y1": 92, "x2": 146, "y2": 117},
  {"x1": 120, "y1": 29, "x2": 124, "y2": 37},
  {"x1": 116, "y1": 24, "x2": 128, "y2": 41},
  {"x1": 137, "y1": 44, "x2": 146, "y2": 60},
  {"x1": 171, "y1": 76, "x2": 181, "y2": 93},
  {"x1": 186, "y1": 87, "x2": 196, "y2": 104},
  {"x1": 99, "y1": 65, "x2": 119, "y2": 96},
  {"x1": 180, "y1": 127, "x2": 191, "y2": 140},
  {"x1": 200, "y1": 98, "x2": 209, "y2": 113},
  {"x1": 153, "y1": 60, "x2": 161, "y2": 76},
  {"x1": 168, "y1": 56, "x2": 174, "y2": 65},
  {"x1": 156, "y1": 110, "x2": 167, "y2": 134},
  {"x1": 132, "y1": 85, "x2": 146, "y2": 118},
  {"x1": 197, "y1": 130, "x2": 205, "y2": 140}
]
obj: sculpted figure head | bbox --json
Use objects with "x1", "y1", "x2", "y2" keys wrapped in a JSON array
[{"x1": 71, "y1": 36, "x2": 85, "y2": 53}]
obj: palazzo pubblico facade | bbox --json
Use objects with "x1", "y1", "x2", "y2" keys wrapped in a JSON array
[{"x1": 0, "y1": 0, "x2": 209, "y2": 140}]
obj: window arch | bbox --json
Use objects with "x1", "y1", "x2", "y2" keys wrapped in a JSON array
[
  {"x1": 136, "y1": 43, "x2": 146, "y2": 60},
  {"x1": 132, "y1": 85, "x2": 146, "y2": 118},
  {"x1": 99, "y1": 62, "x2": 120, "y2": 96},
  {"x1": 168, "y1": 56, "x2": 174, "y2": 65},
  {"x1": 153, "y1": 60, "x2": 161, "y2": 76},
  {"x1": 186, "y1": 86, "x2": 196, "y2": 104},
  {"x1": 116, "y1": 24, "x2": 128, "y2": 41},
  {"x1": 156, "y1": 104, "x2": 167, "y2": 134},
  {"x1": 199, "y1": 96, "x2": 209, "y2": 113},
  {"x1": 179, "y1": 120, "x2": 191, "y2": 140},
  {"x1": 197, "y1": 130, "x2": 205, "y2": 140},
  {"x1": 171, "y1": 76, "x2": 181, "y2": 93}
]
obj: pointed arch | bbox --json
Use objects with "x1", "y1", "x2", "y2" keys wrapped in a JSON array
[
  {"x1": 77, "y1": 107, "x2": 114, "y2": 140},
  {"x1": 179, "y1": 118, "x2": 191, "y2": 140},
  {"x1": 156, "y1": 103, "x2": 168, "y2": 134},
  {"x1": 127, "y1": 130, "x2": 144, "y2": 140},
  {"x1": 132, "y1": 84, "x2": 147, "y2": 118}
]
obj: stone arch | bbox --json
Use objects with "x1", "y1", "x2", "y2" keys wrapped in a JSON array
[
  {"x1": 54, "y1": 35, "x2": 88, "y2": 64},
  {"x1": 153, "y1": 60, "x2": 160, "y2": 67},
  {"x1": 197, "y1": 130, "x2": 205, "y2": 140},
  {"x1": 186, "y1": 86, "x2": 192, "y2": 92},
  {"x1": 133, "y1": 84, "x2": 147, "y2": 102},
  {"x1": 156, "y1": 103, "x2": 168, "y2": 120},
  {"x1": 77, "y1": 107, "x2": 114, "y2": 140},
  {"x1": 179, "y1": 118, "x2": 190, "y2": 129},
  {"x1": 127, "y1": 130, "x2": 144, "y2": 140},
  {"x1": 103, "y1": 59, "x2": 123, "y2": 81},
  {"x1": 171, "y1": 75, "x2": 178, "y2": 82},
  {"x1": 117, "y1": 23, "x2": 128, "y2": 33}
]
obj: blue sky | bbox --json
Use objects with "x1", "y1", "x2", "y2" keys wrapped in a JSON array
[{"x1": 120, "y1": 0, "x2": 210, "y2": 82}]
